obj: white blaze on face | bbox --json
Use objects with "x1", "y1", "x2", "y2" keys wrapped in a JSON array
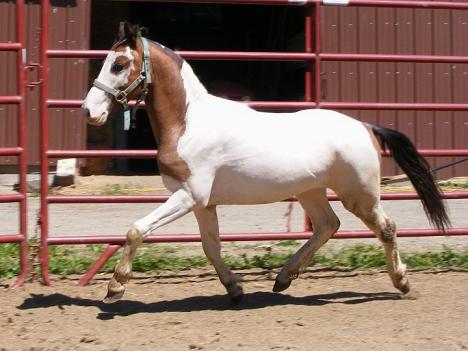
[{"x1": 82, "y1": 46, "x2": 135, "y2": 126}]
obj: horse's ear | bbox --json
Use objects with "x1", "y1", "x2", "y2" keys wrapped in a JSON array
[
  {"x1": 116, "y1": 21, "x2": 137, "y2": 48},
  {"x1": 138, "y1": 26, "x2": 149, "y2": 38}
]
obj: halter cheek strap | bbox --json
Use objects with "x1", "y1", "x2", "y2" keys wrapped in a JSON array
[{"x1": 92, "y1": 36, "x2": 152, "y2": 131}]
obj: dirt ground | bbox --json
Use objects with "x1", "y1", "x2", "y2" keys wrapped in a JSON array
[
  {"x1": 1, "y1": 175, "x2": 467, "y2": 350},
  {"x1": 0, "y1": 270, "x2": 467, "y2": 351}
]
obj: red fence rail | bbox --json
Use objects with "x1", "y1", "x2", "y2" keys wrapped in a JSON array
[
  {"x1": 0, "y1": 0, "x2": 28, "y2": 288},
  {"x1": 38, "y1": 0, "x2": 468, "y2": 286}
]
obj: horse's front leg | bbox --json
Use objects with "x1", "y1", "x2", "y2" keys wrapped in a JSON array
[
  {"x1": 103, "y1": 189, "x2": 195, "y2": 303},
  {"x1": 194, "y1": 206, "x2": 243, "y2": 304}
]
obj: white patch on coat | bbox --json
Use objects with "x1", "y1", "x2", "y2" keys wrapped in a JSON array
[
  {"x1": 180, "y1": 61, "x2": 207, "y2": 105},
  {"x1": 165, "y1": 61, "x2": 378, "y2": 207},
  {"x1": 177, "y1": 95, "x2": 377, "y2": 207},
  {"x1": 82, "y1": 47, "x2": 135, "y2": 124}
]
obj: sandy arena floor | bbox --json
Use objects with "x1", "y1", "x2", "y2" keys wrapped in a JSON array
[
  {"x1": 0, "y1": 175, "x2": 467, "y2": 350},
  {"x1": 0, "y1": 270, "x2": 467, "y2": 351}
]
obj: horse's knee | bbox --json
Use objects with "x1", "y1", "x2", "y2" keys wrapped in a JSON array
[{"x1": 127, "y1": 227, "x2": 143, "y2": 246}]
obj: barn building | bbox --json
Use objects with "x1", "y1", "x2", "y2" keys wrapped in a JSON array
[{"x1": 1, "y1": 0, "x2": 467, "y2": 178}]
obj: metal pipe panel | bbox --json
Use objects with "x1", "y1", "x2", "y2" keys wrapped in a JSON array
[
  {"x1": 46, "y1": 228, "x2": 468, "y2": 246},
  {"x1": 37, "y1": 0, "x2": 468, "y2": 287}
]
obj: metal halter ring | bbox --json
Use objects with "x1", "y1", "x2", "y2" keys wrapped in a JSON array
[{"x1": 114, "y1": 91, "x2": 128, "y2": 105}]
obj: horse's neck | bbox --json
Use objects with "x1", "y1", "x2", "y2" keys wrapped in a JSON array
[
  {"x1": 143, "y1": 44, "x2": 199, "y2": 180},
  {"x1": 146, "y1": 44, "x2": 188, "y2": 149},
  {"x1": 146, "y1": 44, "x2": 207, "y2": 146}
]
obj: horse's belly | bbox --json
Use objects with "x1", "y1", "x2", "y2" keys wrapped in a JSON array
[{"x1": 207, "y1": 166, "x2": 320, "y2": 205}]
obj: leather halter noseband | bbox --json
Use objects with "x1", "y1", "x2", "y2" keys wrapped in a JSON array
[{"x1": 93, "y1": 36, "x2": 152, "y2": 130}]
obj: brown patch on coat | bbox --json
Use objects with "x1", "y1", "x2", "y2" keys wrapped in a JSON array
[
  {"x1": 154, "y1": 41, "x2": 184, "y2": 68},
  {"x1": 110, "y1": 39, "x2": 191, "y2": 182},
  {"x1": 145, "y1": 43, "x2": 191, "y2": 182}
]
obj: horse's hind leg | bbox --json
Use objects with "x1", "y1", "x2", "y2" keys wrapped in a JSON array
[
  {"x1": 339, "y1": 191, "x2": 410, "y2": 294},
  {"x1": 194, "y1": 206, "x2": 243, "y2": 303},
  {"x1": 273, "y1": 188, "x2": 340, "y2": 292},
  {"x1": 103, "y1": 189, "x2": 195, "y2": 303}
]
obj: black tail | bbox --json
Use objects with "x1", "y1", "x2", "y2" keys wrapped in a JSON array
[{"x1": 369, "y1": 124, "x2": 451, "y2": 232}]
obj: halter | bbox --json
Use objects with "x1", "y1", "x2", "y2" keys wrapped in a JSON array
[{"x1": 93, "y1": 36, "x2": 152, "y2": 131}]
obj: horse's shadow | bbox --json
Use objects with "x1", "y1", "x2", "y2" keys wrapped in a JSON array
[{"x1": 17, "y1": 290, "x2": 401, "y2": 320}]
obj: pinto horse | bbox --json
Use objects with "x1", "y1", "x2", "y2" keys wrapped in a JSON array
[{"x1": 82, "y1": 22, "x2": 450, "y2": 304}]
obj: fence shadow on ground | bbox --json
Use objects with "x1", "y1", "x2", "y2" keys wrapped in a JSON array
[{"x1": 17, "y1": 290, "x2": 401, "y2": 320}]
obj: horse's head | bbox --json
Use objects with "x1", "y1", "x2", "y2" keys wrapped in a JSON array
[{"x1": 82, "y1": 22, "x2": 150, "y2": 126}]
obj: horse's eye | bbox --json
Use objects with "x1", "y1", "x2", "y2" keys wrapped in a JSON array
[{"x1": 111, "y1": 63, "x2": 124, "y2": 73}]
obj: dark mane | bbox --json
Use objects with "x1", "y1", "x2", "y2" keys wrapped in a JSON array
[{"x1": 152, "y1": 41, "x2": 185, "y2": 68}]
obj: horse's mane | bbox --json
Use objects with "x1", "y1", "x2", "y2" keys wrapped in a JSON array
[{"x1": 152, "y1": 41, "x2": 184, "y2": 68}]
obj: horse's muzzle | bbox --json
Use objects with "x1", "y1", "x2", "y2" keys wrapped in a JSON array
[{"x1": 85, "y1": 110, "x2": 108, "y2": 126}]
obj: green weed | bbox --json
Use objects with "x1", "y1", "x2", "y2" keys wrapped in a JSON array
[
  {"x1": 0, "y1": 244, "x2": 20, "y2": 278},
  {"x1": 99, "y1": 184, "x2": 129, "y2": 195},
  {"x1": 275, "y1": 240, "x2": 300, "y2": 247},
  {"x1": 1, "y1": 243, "x2": 467, "y2": 278}
]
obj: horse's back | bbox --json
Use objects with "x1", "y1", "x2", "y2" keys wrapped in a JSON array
[{"x1": 188, "y1": 96, "x2": 368, "y2": 151}]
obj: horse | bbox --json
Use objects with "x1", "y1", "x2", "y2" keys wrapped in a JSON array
[{"x1": 82, "y1": 22, "x2": 450, "y2": 304}]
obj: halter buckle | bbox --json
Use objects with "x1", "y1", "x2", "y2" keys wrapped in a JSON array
[{"x1": 115, "y1": 91, "x2": 128, "y2": 105}]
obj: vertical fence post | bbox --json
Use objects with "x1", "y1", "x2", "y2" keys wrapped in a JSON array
[
  {"x1": 304, "y1": 5, "x2": 314, "y2": 103},
  {"x1": 39, "y1": 0, "x2": 51, "y2": 286},
  {"x1": 313, "y1": 2, "x2": 322, "y2": 107},
  {"x1": 10, "y1": 0, "x2": 29, "y2": 289}
]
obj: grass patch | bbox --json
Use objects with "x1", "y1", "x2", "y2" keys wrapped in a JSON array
[
  {"x1": 402, "y1": 248, "x2": 468, "y2": 269},
  {"x1": 0, "y1": 244, "x2": 20, "y2": 278},
  {"x1": 312, "y1": 245, "x2": 468, "y2": 270},
  {"x1": 224, "y1": 252, "x2": 294, "y2": 270},
  {"x1": 1, "y1": 243, "x2": 467, "y2": 278},
  {"x1": 438, "y1": 177, "x2": 468, "y2": 190},
  {"x1": 313, "y1": 245, "x2": 388, "y2": 269},
  {"x1": 99, "y1": 184, "x2": 130, "y2": 195},
  {"x1": 275, "y1": 240, "x2": 300, "y2": 247}
]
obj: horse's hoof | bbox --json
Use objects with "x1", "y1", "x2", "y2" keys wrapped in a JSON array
[
  {"x1": 272, "y1": 279, "x2": 291, "y2": 293},
  {"x1": 397, "y1": 279, "x2": 410, "y2": 295},
  {"x1": 230, "y1": 293, "x2": 244, "y2": 306},
  {"x1": 103, "y1": 288, "x2": 125, "y2": 304}
]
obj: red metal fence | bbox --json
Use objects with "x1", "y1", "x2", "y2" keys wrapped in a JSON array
[
  {"x1": 38, "y1": 0, "x2": 468, "y2": 286},
  {"x1": 0, "y1": 0, "x2": 28, "y2": 288}
]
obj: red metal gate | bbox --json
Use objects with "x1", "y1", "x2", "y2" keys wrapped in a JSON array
[
  {"x1": 0, "y1": 0, "x2": 28, "y2": 288},
  {"x1": 38, "y1": 0, "x2": 468, "y2": 286}
]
